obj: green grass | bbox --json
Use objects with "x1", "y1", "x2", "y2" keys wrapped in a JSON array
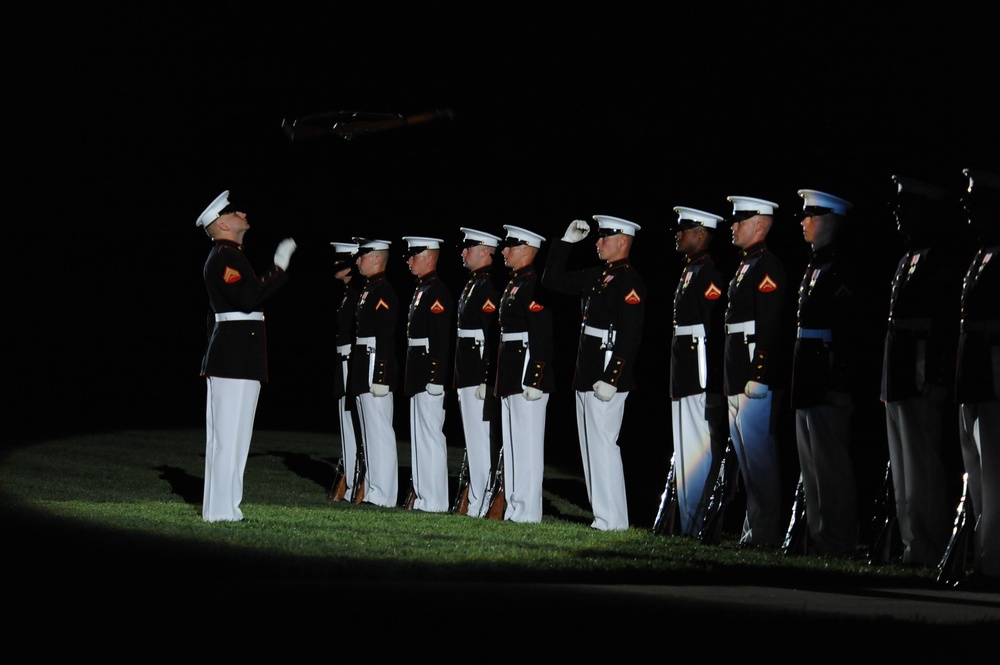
[{"x1": 0, "y1": 428, "x2": 940, "y2": 589}]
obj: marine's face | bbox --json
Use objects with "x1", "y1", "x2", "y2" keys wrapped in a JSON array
[
  {"x1": 730, "y1": 216, "x2": 758, "y2": 249},
  {"x1": 675, "y1": 227, "x2": 700, "y2": 255}
]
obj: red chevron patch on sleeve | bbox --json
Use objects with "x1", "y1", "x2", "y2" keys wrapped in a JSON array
[
  {"x1": 624, "y1": 289, "x2": 641, "y2": 304},
  {"x1": 223, "y1": 267, "x2": 242, "y2": 284},
  {"x1": 758, "y1": 275, "x2": 778, "y2": 292},
  {"x1": 482, "y1": 298, "x2": 496, "y2": 313},
  {"x1": 376, "y1": 298, "x2": 390, "y2": 311},
  {"x1": 704, "y1": 282, "x2": 722, "y2": 299},
  {"x1": 430, "y1": 299, "x2": 445, "y2": 313},
  {"x1": 528, "y1": 301, "x2": 544, "y2": 312}
]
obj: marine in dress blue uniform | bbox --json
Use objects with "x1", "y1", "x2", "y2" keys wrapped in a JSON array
[
  {"x1": 495, "y1": 225, "x2": 553, "y2": 523},
  {"x1": 350, "y1": 238, "x2": 400, "y2": 508},
  {"x1": 723, "y1": 195, "x2": 787, "y2": 548},
  {"x1": 881, "y1": 175, "x2": 963, "y2": 566},
  {"x1": 453, "y1": 228, "x2": 502, "y2": 518},
  {"x1": 196, "y1": 190, "x2": 296, "y2": 522},
  {"x1": 790, "y1": 189, "x2": 861, "y2": 557},
  {"x1": 543, "y1": 215, "x2": 646, "y2": 531},
  {"x1": 401, "y1": 236, "x2": 454, "y2": 513},
  {"x1": 330, "y1": 241, "x2": 362, "y2": 500},
  {"x1": 956, "y1": 168, "x2": 1000, "y2": 581},
  {"x1": 668, "y1": 207, "x2": 729, "y2": 537}
]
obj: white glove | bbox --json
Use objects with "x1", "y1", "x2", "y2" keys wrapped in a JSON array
[
  {"x1": 593, "y1": 380, "x2": 617, "y2": 402},
  {"x1": 426, "y1": 382, "x2": 444, "y2": 396},
  {"x1": 274, "y1": 238, "x2": 297, "y2": 271},
  {"x1": 744, "y1": 380, "x2": 768, "y2": 399},
  {"x1": 561, "y1": 219, "x2": 590, "y2": 243},
  {"x1": 475, "y1": 383, "x2": 487, "y2": 400},
  {"x1": 522, "y1": 386, "x2": 544, "y2": 401},
  {"x1": 371, "y1": 383, "x2": 389, "y2": 397}
]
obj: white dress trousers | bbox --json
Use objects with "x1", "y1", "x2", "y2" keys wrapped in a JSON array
[
  {"x1": 672, "y1": 393, "x2": 717, "y2": 537},
  {"x1": 728, "y1": 391, "x2": 783, "y2": 548},
  {"x1": 457, "y1": 385, "x2": 492, "y2": 518},
  {"x1": 409, "y1": 390, "x2": 450, "y2": 512},
  {"x1": 356, "y1": 391, "x2": 399, "y2": 507},
  {"x1": 501, "y1": 392, "x2": 549, "y2": 523},
  {"x1": 959, "y1": 400, "x2": 1000, "y2": 576},
  {"x1": 338, "y1": 357, "x2": 360, "y2": 495},
  {"x1": 575, "y1": 389, "x2": 629, "y2": 530},
  {"x1": 203, "y1": 376, "x2": 260, "y2": 522},
  {"x1": 885, "y1": 395, "x2": 952, "y2": 565}
]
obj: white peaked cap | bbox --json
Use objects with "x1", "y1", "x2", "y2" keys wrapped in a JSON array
[
  {"x1": 797, "y1": 189, "x2": 853, "y2": 215},
  {"x1": 673, "y1": 206, "x2": 723, "y2": 229},
  {"x1": 402, "y1": 236, "x2": 443, "y2": 249},
  {"x1": 727, "y1": 195, "x2": 779, "y2": 216},
  {"x1": 354, "y1": 238, "x2": 393, "y2": 251},
  {"x1": 892, "y1": 175, "x2": 948, "y2": 202},
  {"x1": 196, "y1": 190, "x2": 230, "y2": 228},
  {"x1": 461, "y1": 227, "x2": 503, "y2": 247},
  {"x1": 330, "y1": 241, "x2": 359, "y2": 255},
  {"x1": 593, "y1": 215, "x2": 641, "y2": 236},
  {"x1": 502, "y1": 224, "x2": 546, "y2": 248}
]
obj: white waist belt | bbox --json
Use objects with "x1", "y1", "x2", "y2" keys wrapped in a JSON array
[
  {"x1": 797, "y1": 328, "x2": 833, "y2": 343},
  {"x1": 457, "y1": 328, "x2": 484, "y2": 340},
  {"x1": 726, "y1": 320, "x2": 755, "y2": 335},
  {"x1": 502, "y1": 332, "x2": 529, "y2": 343},
  {"x1": 336, "y1": 344, "x2": 352, "y2": 356},
  {"x1": 408, "y1": 337, "x2": 430, "y2": 349},
  {"x1": 674, "y1": 324, "x2": 706, "y2": 337},
  {"x1": 356, "y1": 336, "x2": 376, "y2": 348},
  {"x1": 215, "y1": 311, "x2": 264, "y2": 322},
  {"x1": 582, "y1": 325, "x2": 609, "y2": 343}
]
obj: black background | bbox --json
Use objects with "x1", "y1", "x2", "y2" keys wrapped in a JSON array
[{"x1": 10, "y1": 4, "x2": 997, "y2": 524}]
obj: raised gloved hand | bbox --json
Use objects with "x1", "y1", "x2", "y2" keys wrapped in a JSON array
[
  {"x1": 475, "y1": 383, "x2": 487, "y2": 400},
  {"x1": 562, "y1": 219, "x2": 590, "y2": 243},
  {"x1": 744, "y1": 380, "x2": 768, "y2": 399},
  {"x1": 426, "y1": 382, "x2": 444, "y2": 396},
  {"x1": 522, "y1": 385, "x2": 544, "y2": 401},
  {"x1": 593, "y1": 380, "x2": 617, "y2": 402},
  {"x1": 274, "y1": 238, "x2": 297, "y2": 270},
  {"x1": 371, "y1": 383, "x2": 389, "y2": 398}
]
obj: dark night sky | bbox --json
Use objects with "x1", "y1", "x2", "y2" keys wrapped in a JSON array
[{"x1": 10, "y1": 2, "x2": 997, "y2": 484}]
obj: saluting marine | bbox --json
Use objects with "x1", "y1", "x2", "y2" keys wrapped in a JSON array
[{"x1": 543, "y1": 215, "x2": 646, "y2": 531}]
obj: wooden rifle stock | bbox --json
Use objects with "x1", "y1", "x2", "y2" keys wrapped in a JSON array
[
  {"x1": 781, "y1": 476, "x2": 809, "y2": 555},
  {"x1": 867, "y1": 459, "x2": 901, "y2": 565},
  {"x1": 481, "y1": 447, "x2": 505, "y2": 520},
  {"x1": 329, "y1": 458, "x2": 348, "y2": 501},
  {"x1": 937, "y1": 472, "x2": 975, "y2": 586},
  {"x1": 281, "y1": 108, "x2": 455, "y2": 142},
  {"x1": 699, "y1": 439, "x2": 739, "y2": 546},
  {"x1": 652, "y1": 453, "x2": 680, "y2": 536},
  {"x1": 450, "y1": 450, "x2": 471, "y2": 515},
  {"x1": 350, "y1": 443, "x2": 367, "y2": 504}
]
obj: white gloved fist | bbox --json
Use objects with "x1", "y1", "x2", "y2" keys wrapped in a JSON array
[
  {"x1": 274, "y1": 237, "x2": 297, "y2": 271},
  {"x1": 426, "y1": 382, "x2": 444, "y2": 396},
  {"x1": 744, "y1": 380, "x2": 768, "y2": 399},
  {"x1": 475, "y1": 383, "x2": 487, "y2": 400},
  {"x1": 522, "y1": 385, "x2": 544, "y2": 401},
  {"x1": 562, "y1": 219, "x2": 590, "y2": 243},
  {"x1": 593, "y1": 380, "x2": 617, "y2": 402},
  {"x1": 371, "y1": 383, "x2": 390, "y2": 398}
]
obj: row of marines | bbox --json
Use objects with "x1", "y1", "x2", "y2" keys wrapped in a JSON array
[{"x1": 194, "y1": 167, "x2": 998, "y2": 590}]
